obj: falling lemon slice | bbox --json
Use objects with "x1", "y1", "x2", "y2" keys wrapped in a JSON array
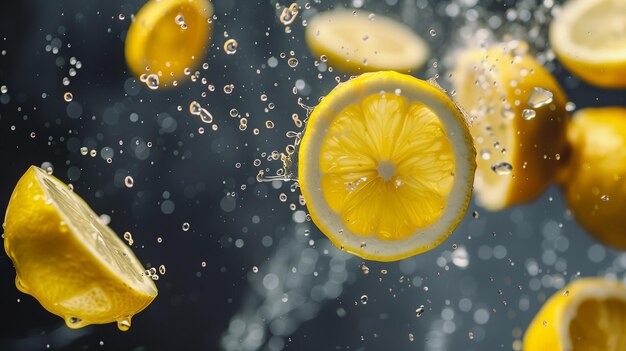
[
  {"x1": 550, "y1": 0, "x2": 626, "y2": 88},
  {"x1": 560, "y1": 107, "x2": 626, "y2": 250},
  {"x1": 452, "y1": 42, "x2": 569, "y2": 210},
  {"x1": 524, "y1": 277, "x2": 626, "y2": 351},
  {"x1": 305, "y1": 9, "x2": 430, "y2": 74},
  {"x1": 3, "y1": 166, "x2": 157, "y2": 330},
  {"x1": 298, "y1": 71, "x2": 476, "y2": 262},
  {"x1": 125, "y1": 0, "x2": 213, "y2": 87}
]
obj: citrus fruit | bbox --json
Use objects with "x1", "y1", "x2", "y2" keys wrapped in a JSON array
[
  {"x1": 298, "y1": 71, "x2": 476, "y2": 262},
  {"x1": 524, "y1": 277, "x2": 626, "y2": 351},
  {"x1": 305, "y1": 9, "x2": 430, "y2": 74},
  {"x1": 125, "y1": 0, "x2": 213, "y2": 87},
  {"x1": 451, "y1": 42, "x2": 569, "y2": 210},
  {"x1": 550, "y1": 0, "x2": 626, "y2": 88},
  {"x1": 3, "y1": 166, "x2": 157, "y2": 330},
  {"x1": 560, "y1": 107, "x2": 626, "y2": 250}
]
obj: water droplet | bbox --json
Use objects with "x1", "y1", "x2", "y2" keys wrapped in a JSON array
[
  {"x1": 480, "y1": 149, "x2": 491, "y2": 160},
  {"x1": 189, "y1": 101, "x2": 202, "y2": 115},
  {"x1": 252, "y1": 266, "x2": 258, "y2": 273},
  {"x1": 124, "y1": 176, "x2": 134, "y2": 188},
  {"x1": 563, "y1": 290, "x2": 569, "y2": 296},
  {"x1": 491, "y1": 162, "x2": 513, "y2": 175},
  {"x1": 360, "y1": 264, "x2": 370, "y2": 274},
  {"x1": 182, "y1": 222, "x2": 190, "y2": 231},
  {"x1": 63, "y1": 92, "x2": 73, "y2": 102},
  {"x1": 429, "y1": 29, "x2": 437, "y2": 36},
  {"x1": 601, "y1": 194, "x2": 610, "y2": 201},
  {"x1": 117, "y1": 317, "x2": 131, "y2": 331},
  {"x1": 408, "y1": 333, "x2": 414, "y2": 342},
  {"x1": 287, "y1": 57, "x2": 299, "y2": 68},
  {"x1": 522, "y1": 108, "x2": 536, "y2": 120},
  {"x1": 415, "y1": 305, "x2": 425, "y2": 317},
  {"x1": 527, "y1": 87, "x2": 553, "y2": 108},
  {"x1": 468, "y1": 332, "x2": 474, "y2": 340},
  {"x1": 565, "y1": 101, "x2": 576, "y2": 112},
  {"x1": 224, "y1": 39, "x2": 238, "y2": 55},
  {"x1": 360, "y1": 295, "x2": 368, "y2": 304},
  {"x1": 145, "y1": 74, "x2": 159, "y2": 90},
  {"x1": 158, "y1": 265, "x2": 166, "y2": 275},
  {"x1": 80, "y1": 147, "x2": 88, "y2": 155},
  {"x1": 279, "y1": 3, "x2": 299, "y2": 25},
  {"x1": 472, "y1": 210, "x2": 479, "y2": 219},
  {"x1": 67, "y1": 316, "x2": 83, "y2": 326}
]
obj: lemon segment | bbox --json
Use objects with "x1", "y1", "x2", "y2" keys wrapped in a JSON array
[
  {"x1": 305, "y1": 9, "x2": 429, "y2": 74},
  {"x1": 452, "y1": 42, "x2": 569, "y2": 210},
  {"x1": 125, "y1": 0, "x2": 213, "y2": 87},
  {"x1": 550, "y1": 0, "x2": 626, "y2": 88},
  {"x1": 299, "y1": 71, "x2": 475, "y2": 262},
  {"x1": 3, "y1": 166, "x2": 157, "y2": 330},
  {"x1": 561, "y1": 107, "x2": 626, "y2": 250},
  {"x1": 523, "y1": 278, "x2": 626, "y2": 351}
]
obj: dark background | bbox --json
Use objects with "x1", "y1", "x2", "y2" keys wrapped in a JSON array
[{"x1": 2, "y1": 0, "x2": 626, "y2": 350}]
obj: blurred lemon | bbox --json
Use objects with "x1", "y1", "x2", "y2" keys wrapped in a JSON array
[
  {"x1": 452, "y1": 42, "x2": 569, "y2": 210},
  {"x1": 305, "y1": 9, "x2": 429, "y2": 74},
  {"x1": 524, "y1": 277, "x2": 626, "y2": 351},
  {"x1": 550, "y1": 0, "x2": 626, "y2": 88},
  {"x1": 3, "y1": 166, "x2": 157, "y2": 330},
  {"x1": 298, "y1": 71, "x2": 475, "y2": 261},
  {"x1": 561, "y1": 107, "x2": 626, "y2": 249},
  {"x1": 125, "y1": 0, "x2": 213, "y2": 87}
]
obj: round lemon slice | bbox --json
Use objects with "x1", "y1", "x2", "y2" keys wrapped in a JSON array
[
  {"x1": 550, "y1": 0, "x2": 626, "y2": 88},
  {"x1": 561, "y1": 107, "x2": 626, "y2": 250},
  {"x1": 3, "y1": 166, "x2": 157, "y2": 330},
  {"x1": 452, "y1": 42, "x2": 569, "y2": 210},
  {"x1": 305, "y1": 9, "x2": 430, "y2": 74},
  {"x1": 298, "y1": 71, "x2": 475, "y2": 262},
  {"x1": 524, "y1": 278, "x2": 626, "y2": 351},
  {"x1": 125, "y1": 0, "x2": 213, "y2": 87}
]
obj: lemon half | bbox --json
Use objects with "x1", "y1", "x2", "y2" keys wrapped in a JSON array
[
  {"x1": 452, "y1": 42, "x2": 569, "y2": 210},
  {"x1": 524, "y1": 278, "x2": 626, "y2": 351},
  {"x1": 550, "y1": 0, "x2": 626, "y2": 88},
  {"x1": 125, "y1": 0, "x2": 213, "y2": 87},
  {"x1": 305, "y1": 9, "x2": 430, "y2": 74},
  {"x1": 298, "y1": 71, "x2": 475, "y2": 262},
  {"x1": 561, "y1": 107, "x2": 626, "y2": 250},
  {"x1": 3, "y1": 166, "x2": 157, "y2": 330}
]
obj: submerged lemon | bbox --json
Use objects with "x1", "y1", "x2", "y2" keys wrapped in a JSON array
[
  {"x1": 550, "y1": 0, "x2": 626, "y2": 88},
  {"x1": 305, "y1": 9, "x2": 430, "y2": 74},
  {"x1": 298, "y1": 71, "x2": 475, "y2": 262},
  {"x1": 524, "y1": 277, "x2": 626, "y2": 351},
  {"x1": 561, "y1": 107, "x2": 626, "y2": 250},
  {"x1": 125, "y1": 0, "x2": 213, "y2": 87},
  {"x1": 3, "y1": 166, "x2": 157, "y2": 330},
  {"x1": 452, "y1": 42, "x2": 569, "y2": 210}
]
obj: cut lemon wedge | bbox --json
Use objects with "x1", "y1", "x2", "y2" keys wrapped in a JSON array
[
  {"x1": 524, "y1": 278, "x2": 626, "y2": 351},
  {"x1": 560, "y1": 107, "x2": 626, "y2": 250},
  {"x1": 305, "y1": 9, "x2": 430, "y2": 74},
  {"x1": 451, "y1": 42, "x2": 569, "y2": 210},
  {"x1": 298, "y1": 71, "x2": 475, "y2": 262},
  {"x1": 550, "y1": 0, "x2": 626, "y2": 88},
  {"x1": 125, "y1": 0, "x2": 213, "y2": 87},
  {"x1": 3, "y1": 166, "x2": 157, "y2": 330}
]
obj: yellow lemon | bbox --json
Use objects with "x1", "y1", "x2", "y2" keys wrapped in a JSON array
[
  {"x1": 298, "y1": 71, "x2": 476, "y2": 262},
  {"x1": 550, "y1": 0, "x2": 626, "y2": 88},
  {"x1": 561, "y1": 107, "x2": 626, "y2": 250},
  {"x1": 524, "y1": 277, "x2": 626, "y2": 351},
  {"x1": 125, "y1": 0, "x2": 213, "y2": 87},
  {"x1": 305, "y1": 9, "x2": 429, "y2": 74},
  {"x1": 3, "y1": 166, "x2": 157, "y2": 330},
  {"x1": 452, "y1": 42, "x2": 569, "y2": 210}
]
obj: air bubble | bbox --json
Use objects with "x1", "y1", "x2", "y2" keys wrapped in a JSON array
[
  {"x1": 124, "y1": 176, "x2": 134, "y2": 188},
  {"x1": 224, "y1": 39, "x2": 238, "y2": 55},
  {"x1": 491, "y1": 162, "x2": 513, "y2": 175},
  {"x1": 63, "y1": 92, "x2": 73, "y2": 102}
]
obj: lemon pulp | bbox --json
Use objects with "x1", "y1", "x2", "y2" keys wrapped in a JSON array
[
  {"x1": 569, "y1": 298, "x2": 626, "y2": 350},
  {"x1": 320, "y1": 93, "x2": 454, "y2": 240}
]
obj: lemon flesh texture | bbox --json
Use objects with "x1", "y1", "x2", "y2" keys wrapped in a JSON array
[
  {"x1": 125, "y1": 0, "x2": 213, "y2": 86},
  {"x1": 524, "y1": 278, "x2": 626, "y2": 351},
  {"x1": 550, "y1": 0, "x2": 626, "y2": 88},
  {"x1": 299, "y1": 71, "x2": 476, "y2": 262},
  {"x1": 3, "y1": 166, "x2": 157, "y2": 330},
  {"x1": 305, "y1": 9, "x2": 429, "y2": 74},
  {"x1": 452, "y1": 44, "x2": 569, "y2": 210},
  {"x1": 561, "y1": 107, "x2": 626, "y2": 250}
]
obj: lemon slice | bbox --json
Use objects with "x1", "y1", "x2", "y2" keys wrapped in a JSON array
[
  {"x1": 451, "y1": 42, "x2": 569, "y2": 210},
  {"x1": 3, "y1": 166, "x2": 157, "y2": 330},
  {"x1": 305, "y1": 9, "x2": 430, "y2": 74},
  {"x1": 561, "y1": 107, "x2": 626, "y2": 250},
  {"x1": 524, "y1": 278, "x2": 626, "y2": 351},
  {"x1": 125, "y1": 0, "x2": 213, "y2": 87},
  {"x1": 550, "y1": 0, "x2": 626, "y2": 88},
  {"x1": 298, "y1": 71, "x2": 475, "y2": 262}
]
